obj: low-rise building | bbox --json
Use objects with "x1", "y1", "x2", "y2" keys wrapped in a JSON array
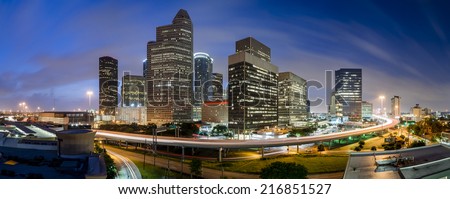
[
  {"x1": 411, "y1": 104, "x2": 422, "y2": 122},
  {"x1": 116, "y1": 106, "x2": 147, "y2": 125},
  {"x1": 0, "y1": 123, "x2": 105, "y2": 179},
  {"x1": 38, "y1": 111, "x2": 93, "y2": 130},
  {"x1": 344, "y1": 144, "x2": 450, "y2": 179},
  {"x1": 202, "y1": 101, "x2": 228, "y2": 125},
  {"x1": 361, "y1": 101, "x2": 373, "y2": 120}
]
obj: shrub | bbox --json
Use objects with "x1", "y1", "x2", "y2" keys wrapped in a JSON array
[{"x1": 260, "y1": 162, "x2": 308, "y2": 179}]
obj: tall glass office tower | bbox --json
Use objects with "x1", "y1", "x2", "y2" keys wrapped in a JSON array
[
  {"x1": 278, "y1": 72, "x2": 308, "y2": 127},
  {"x1": 334, "y1": 68, "x2": 362, "y2": 121},
  {"x1": 228, "y1": 37, "x2": 278, "y2": 132},
  {"x1": 99, "y1": 56, "x2": 118, "y2": 116},
  {"x1": 146, "y1": 9, "x2": 193, "y2": 125}
]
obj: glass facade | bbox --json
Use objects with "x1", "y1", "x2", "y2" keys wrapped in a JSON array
[
  {"x1": 146, "y1": 9, "x2": 193, "y2": 125},
  {"x1": 202, "y1": 101, "x2": 228, "y2": 124},
  {"x1": 362, "y1": 101, "x2": 373, "y2": 119},
  {"x1": 211, "y1": 73, "x2": 223, "y2": 101},
  {"x1": 228, "y1": 39, "x2": 278, "y2": 132},
  {"x1": 236, "y1": 37, "x2": 271, "y2": 62},
  {"x1": 193, "y1": 52, "x2": 213, "y2": 104},
  {"x1": 143, "y1": 59, "x2": 148, "y2": 79},
  {"x1": 278, "y1": 72, "x2": 308, "y2": 127},
  {"x1": 335, "y1": 68, "x2": 362, "y2": 121},
  {"x1": 99, "y1": 56, "x2": 118, "y2": 115},
  {"x1": 391, "y1": 96, "x2": 401, "y2": 118},
  {"x1": 121, "y1": 73, "x2": 146, "y2": 107}
]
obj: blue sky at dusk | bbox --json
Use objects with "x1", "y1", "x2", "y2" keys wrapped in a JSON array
[{"x1": 0, "y1": 0, "x2": 449, "y2": 113}]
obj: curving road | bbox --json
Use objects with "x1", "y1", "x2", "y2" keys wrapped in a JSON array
[
  {"x1": 108, "y1": 149, "x2": 142, "y2": 179},
  {"x1": 96, "y1": 115, "x2": 398, "y2": 149}
]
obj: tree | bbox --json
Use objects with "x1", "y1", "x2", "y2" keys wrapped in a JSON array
[
  {"x1": 145, "y1": 123, "x2": 157, "y2": 134},
  {"x1": 260, "y1": 162, "x2": 308, "y2": 179},
  {"x1": 408, "y1": 118, "x2": 444, "y2": 137},
  {"x1": 212, "y1": 125, "x2": 228, "y2": 135},
  {"x1": 408, "y1": 124, "x2": 423, "y2": 136},
  {"x1": 358, "y1": 140, "x2": 365, "y2": 149},
  {"x1": 103, "y1": 152, "x2": 118, "y2": 179},
  {"x1": 358, "y1": 140, "x2": 365, "y2": 146},
  {"x1": 94, "y1": 143, "x2": 117, "y2": 179},
  {"x1": 180, "y1": 123, "x2": 199, "y2": 137},
  {"x1": 409, "y1": 140, "x2": 426, "y2": 148},
  {"x1": 371, "y1": 146, "x2": 377, "y2": 151},
  {"x1": 317, "y1": 144, "x2": 325, "y2": 153},
  {"x1": 354, "y1": 146, "x2": 361, "y2": 151},
  {"x1": 289, "y1": 127, "x2": 317, "y2": 137},
  {"x1": 190, "y1": 159, "x2": 203, "y2": 178}
]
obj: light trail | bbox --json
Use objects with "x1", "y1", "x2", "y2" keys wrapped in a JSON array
[
  {"x1": 96, "y1": 115, "x2": 398, "y2": 149},
  {"x1": 107, "y1": 150, "x2": 140, "y2": 179}
]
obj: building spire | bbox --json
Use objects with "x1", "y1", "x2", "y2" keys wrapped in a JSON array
[{"x1": 172, "y1": 9, "x2": 191, "y2": 23}]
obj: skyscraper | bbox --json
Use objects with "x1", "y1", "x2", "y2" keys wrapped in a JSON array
[
  {"x1": 193, "y1": 52, "x2": 213, "y2": 103},
  {"x1": 121, "y1": 72, "x2": 146, "y2": 107},
  {"x1": 99, "y1": 56, "x2": 118, "y2": 116},
  {"x1": 146, "y1": 9, "x2": 193, "y2": 125},
  {"x1": 391, "y1": 96, "x2": 401, "y2": 118},
  {"x1": 211, "y1": 73, "x2": 223, "y2": 101},
  {"x1": 278, "y1": 72, "x2": 308, "y2": 127},
  {"x1": 334, "y1": 68, "x2": 362, "y2": 121},
  {"x1": 143, "y1": 59, "x2": 148, "y2": 79},
  {"x1": 235, "y1": 37, "x2": 271, "y2": 62},
  {"x1": 228, "y1": 37, "x2": 278, "y2": 132}
]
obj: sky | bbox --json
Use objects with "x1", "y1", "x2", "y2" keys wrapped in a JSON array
[{"x1": 0, "y1": 0, "x2": 449, "y2": 113}]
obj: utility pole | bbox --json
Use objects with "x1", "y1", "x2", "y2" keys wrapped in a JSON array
[
  {"x1": 143, "y1": 139, "x2": 147, "y2": 169},
  {"x1": 181, "y1": 146, "x2": 185, "y2": 177},
  {"x1": 153, "y1": 127, "x2": 157, "y2": 166}
]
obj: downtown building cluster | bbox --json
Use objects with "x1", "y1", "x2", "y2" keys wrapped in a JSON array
[{"x1": 97, "y1": 9, "x2": 372, "y2": 132}]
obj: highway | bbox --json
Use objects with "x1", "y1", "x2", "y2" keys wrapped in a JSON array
[
  {"x1": 104, "y1": 145, "x2": 259, "y2": 179},
  {"x1": 108, "y1": 149, "x2": 141, "y2": 179},
  {"x1": 96, "y1": 115, "x2": 398, "y2": 149}
]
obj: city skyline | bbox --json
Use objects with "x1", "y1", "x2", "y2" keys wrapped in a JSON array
[{"x1": 1, "y1": 0, "x2": 449, "y2": 113}]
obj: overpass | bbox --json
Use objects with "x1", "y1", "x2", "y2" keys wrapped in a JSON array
[{"x1": 96, "y1": 115, "x2": 398, "y2": 157}]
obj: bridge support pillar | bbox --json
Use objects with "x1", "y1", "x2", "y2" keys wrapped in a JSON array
[
  {"x1": 219, "y1": 147, "x2": 223, "y2": 162},
  {"x1": 297, "y1": 145, "x2": 299, "y2": 154},
  {"x1": 261, "y1": 146, "x2": 264, "y2": 158},
  {"x1": 126, "y1": 141, "x2": 128, "y2": 149},
  {"x1": 329, "y1": 140, "x2": 332, "y2": 150},
  {"x1": 181, "y1": 146, "x2": 185, "y2": 176}
]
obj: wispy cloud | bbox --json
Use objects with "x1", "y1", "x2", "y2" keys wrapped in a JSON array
[{"x1": 0, "y1": 0, "x2": 449, "y2": 112}]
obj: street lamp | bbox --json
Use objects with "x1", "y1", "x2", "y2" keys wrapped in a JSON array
[
  {"x1": 378, "y1": 96, "x2": 385, "y2": 116},
  {"x1": 86, "y1": 90, "x2": 93, "y2": 109}
]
